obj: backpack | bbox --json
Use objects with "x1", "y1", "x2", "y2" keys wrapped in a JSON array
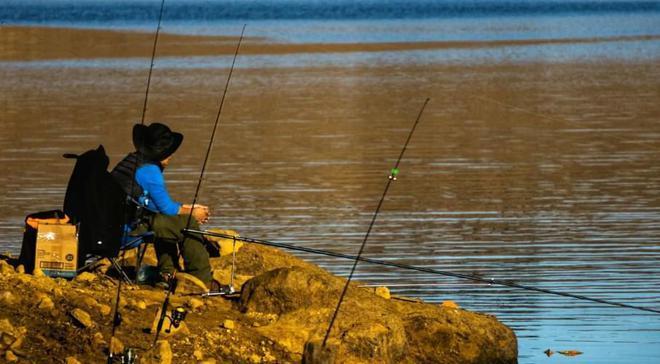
[{"x1": 63, "y1": 145, "x2": 127, "y2": 263}]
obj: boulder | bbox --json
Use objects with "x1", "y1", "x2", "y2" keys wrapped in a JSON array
[
  {"x1": 222, "y1": 320, "x2": 235, "y2": 330},
  {"x1": 211, "y1": 269, "x2": 252, "y2": 290},
  {"x1": 375, "y1": 286, "x2": 391, "y2": 300},
  {"x1": 82, "y1": 296, "x2": 99, "y2": 308},
  {"x1": 0, "y1": 319, "x2": 24, "y2": 354},
  {"x1": 239, "y1": 267, "x2": 343, "y2": 315},
  {"x1": 0, "y1": 260, "x2": 15, "y2": 275},
  {"x1": 239, "y1": 266, "x2": 517, "y2": 364},
  {"x1": 38, "y1": 295, "x2": 55, "y2": 311},
  {"x1": 402, "y1": 311, "x2": 517, "y2": 363},
  {"x1": 70, "y1": 308, "x2": 95, "y2": 328},
  {"x1": 0, "y1": 291, "x2": 17, "y2": 305},
  {"x1": 32, "y1": 267, "x2": 45, "y2": 277},
  {"x1": 9, "y1": 335, "x2": 24, "y2": 350},
  {"x1": 210, "y1": 244, "x2": 322, "y2": 279},
  {"x1": 175, "y1": 273, "x2": 208, "y2": 294},
  {"x1": 139, "y1": 339, "x2": 173, "y2": 364},
  {"x1": 0, "y1": 319, "x2": 15, "y2": 336},
  {"x1": 74, "y1": 272, "x2": 97, "y2": 283},
  {"x1": 205, "y1": 228, "x2": 243, "y2": 256},
  {"x1": 157, "y1": 340, "x2": 172, "y2": 364},
  {"x1": 98, "y1": 304, "x2": 112, "y2": 316},
  {"x1": 441, "y1": 300, "x2": 459, "y2": 309},
  {"x1": 92, "y1": 332, "x2": 106, "y2": 349},
  {"x1": 5, "y1": 350, "x2": 18, "y2": 362},
  {"x1": 187, "y1": 298, "x2": 204, "y2": 311},
  {"x1": 110, "y1": 337, "x2": 124, "y2": 355},
  {"x1": 302, "y1": 340, "x2": 337, "y2": 364},
  {"x1": 150, "y1": 306, "x2": 190, "y2": 337}
]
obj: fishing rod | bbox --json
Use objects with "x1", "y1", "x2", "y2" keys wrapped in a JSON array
[
  {"x1": 139, "y1": 0, "x2": 166, "y2": 126},
  {"x1": 108, "y1": 1, "x2": 166, "y2": 363},
  {"x1": 184, "y1": 228, "x2": 660, "y2": 315},
  {"x1": 152, "y1": 24, "x2": 246, "y2": 346},
  {"x1": 323, "y1": 98, "x2": 429, "y2": 345}
]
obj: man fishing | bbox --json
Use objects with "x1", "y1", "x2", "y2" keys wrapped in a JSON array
[{"x1": 111, "y1": 122, "x2": 213, "y2": 288}]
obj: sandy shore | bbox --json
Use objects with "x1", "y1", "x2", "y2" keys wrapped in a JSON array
[{"x1": 1, "y1": 25, "x2": 659, "y2": 61}]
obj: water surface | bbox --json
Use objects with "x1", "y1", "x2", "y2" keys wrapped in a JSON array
[{"x1": 1, "y1": 1, "x2": 659, "y2": 363}]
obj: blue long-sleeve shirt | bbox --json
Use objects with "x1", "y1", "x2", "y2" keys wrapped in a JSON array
[{"x1": 135, "y1": 164, "x2": 181, "y2": 215}]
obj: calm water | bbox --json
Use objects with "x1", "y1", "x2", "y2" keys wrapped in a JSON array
[{"x1": 1, "y1": 1, "x2": 660, "y2": 363}]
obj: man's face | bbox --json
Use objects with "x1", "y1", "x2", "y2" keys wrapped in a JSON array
[{"x1": 161, "y1": 155, "x2": 172, "y2": 167}]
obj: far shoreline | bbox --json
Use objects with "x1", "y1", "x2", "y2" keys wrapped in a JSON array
[{"x1": 1, "y1": 24, "x2": 659, "y2": 62}]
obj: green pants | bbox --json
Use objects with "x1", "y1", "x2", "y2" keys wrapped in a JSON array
[{"x1": 148, "y1": 214, "x2": 212, "y2": 284}]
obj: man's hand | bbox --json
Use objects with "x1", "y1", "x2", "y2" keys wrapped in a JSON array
[{"x1": 181, "y1": 204, "x2": 210, "y2": 224}]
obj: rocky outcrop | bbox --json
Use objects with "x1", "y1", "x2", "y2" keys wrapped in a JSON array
[
  {"x1": 239, "y1": 266, "x2": 517, "y2": 364},
  {"x1": 0, "y1": 241, "x2": 517, "y2": 363}
]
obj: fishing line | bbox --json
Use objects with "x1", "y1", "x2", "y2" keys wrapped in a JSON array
[
  {"x1": 322, "y1": 98, "x2": 430, "y2": 346},
  {"x1": 183, "y1": 23, "x2": 246, "y2": 232},
  {"x1": 152, "y1": 24, "x2": 246, "y2": 346},
  {"x1": 184, "y1": 228, "x2": 660, "y2": 315},
  {"x1": 108, "y1": 0, "x2": 166, "y2": 362}
]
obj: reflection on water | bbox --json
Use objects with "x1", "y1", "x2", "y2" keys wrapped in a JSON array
[{"x1": 1, "y1": 62, "x2": 659, "y2": 363}]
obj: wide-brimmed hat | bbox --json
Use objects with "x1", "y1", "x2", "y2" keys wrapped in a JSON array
[{"x1": 132, "y1": 122, "x2": 183, "y2": 162}]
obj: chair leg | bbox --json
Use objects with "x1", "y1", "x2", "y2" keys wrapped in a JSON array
[
  {"x1": 77, "y1": 255, "x2": 111, "y2": 274},
  {"x1": 110, "y1": 258, "x2": 134, "y2": 285},
  {"x1": 137, "y1": 243, "x2": 147, "y2": 269},
  {"x1": 77, "y1": 256, "x2": 99, "y2": 273}
]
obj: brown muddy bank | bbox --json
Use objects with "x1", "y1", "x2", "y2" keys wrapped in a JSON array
[
  {"x1": 2, "y1": 25, "x2": 658, "y2": 61},
  {"x1": 0, "y1": 239, "x2": 517, "y2": 363}
]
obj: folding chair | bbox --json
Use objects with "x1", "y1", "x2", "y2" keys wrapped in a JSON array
[
  {"x1": 76, "y1": 219, "x2": 155, "y2": 284},
  {"x1": 115, "y1": 222, "x2": 156, "y2": 283},
  {"x1": 63, "y1": 145, "x2": 154, "y2": 283}
]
